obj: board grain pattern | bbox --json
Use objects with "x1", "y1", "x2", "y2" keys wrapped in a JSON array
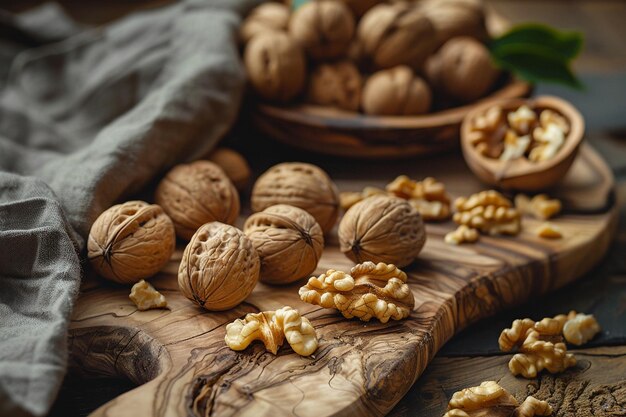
[{"x1": 68, "y1": 145, "x2": 617, "y2": 417}]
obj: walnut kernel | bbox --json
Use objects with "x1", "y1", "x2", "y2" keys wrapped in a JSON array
[
  {"x1": 339, "y1": 187, "x2": 386, "y2": 210},
  {"x1": 244, "y1": 205, "x2": 324, "y2": 285},
  {"x1": 386, "y1": 175, "x2": 451, "y2": 220},
  {"x1": 88, "y1": 201, "x2": 175, "y2": 284},
  {"x1": 129, "y1": 280, "x2": 167, "y2": 311},
  {"x1": 338, "y1": 195, "x2": 426, "y2": 267},
  {"x1": 453, "y1": 190, "x2": 521, "y2": 236},
  {"x1": 563, "y1": 313, "x2": 601, "y2": 346},
  {"x1": 515, "y1": 194, "x2": 562, "y2": 220},
  {"x1": 156, "y1": 161, "x2": 239, "y2": 240},
  {"x1": 299, "y1": 261, "x2": 414, "y2": 322},
  {"x1": 251, "y1": 162, "x2": 340, "y2": 233},
  {"x1": 536, "y1": 223, "x2": 562, "y2": 239},
  {"x1": 225, "y1": 306, "x2": 317, "y2": 356},
  {"x1": 178, "y1": 222, "x2": 260, "y2": 311},
  {"x1": 445, "y1": 225, "x2": 479, "y2": 245}
]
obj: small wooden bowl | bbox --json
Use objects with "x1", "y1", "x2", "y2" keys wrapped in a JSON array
[
  {"x1": 252, "y1": 79, "x2": 532, "y2": 159},
  {"x1": 460, "y1": 95, "x2": 585, "y2": 192}
]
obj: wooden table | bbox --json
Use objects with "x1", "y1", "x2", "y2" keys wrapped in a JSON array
[{"x1": 11, "y1": 0, "x2": 620, "y2": 415}]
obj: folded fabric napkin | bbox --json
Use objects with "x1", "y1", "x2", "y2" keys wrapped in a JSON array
[{"x1": 0, "y1": 1, "x2": 260, "y2": 415}]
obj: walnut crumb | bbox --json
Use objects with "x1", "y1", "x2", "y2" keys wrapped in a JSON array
[
  {"x1": 537, "y1": 223, "x2": 562, "y2": 239},
  {"x1": 129, "y1": 280, "x2": 167, "y2": 311}
]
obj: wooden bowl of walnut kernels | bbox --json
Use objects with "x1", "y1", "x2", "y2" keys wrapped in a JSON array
[{"x1": 460, "y1": 95, "x2": 585, "y2": 192}]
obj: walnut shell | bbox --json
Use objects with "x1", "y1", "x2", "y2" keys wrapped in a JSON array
[
  {"x1": 340, "y1": 0, "x2": 382, "y2": 17},
  {"x1": 289, "y1": 0, "x2": 355, "y2": 60},
  {"x1": 244, "y1": 31, "x2": 306, "y2": 102},
  {"x1": 207, "y1": 148, "x2": 251, "y2": 191},
  {"x1": 239, "y1": 2, "x2": 290, "y2": 45},
  {"x1": 307, "y1": 60, "x2": 362, "y2": 112},
  {"x1": 251, "y1": 162, "x2": 340, "y2": 234},
  {"x1": 244, "y1": 205, "x2": 324, "y2": 285},
  {"x1": 88, "y1": 201, "x2": 175, "y2": 284},
  {"x1": 178, "y1": 222, "x2": 260, "y2": 311},
  {"x1": 155, "y1": 161, "x2": 240, "y2": 240},
  {"x1": 419, "y1": 0, "x2": 488, "y2": 46},
  {"x1": 425, "y1": 37, "x2": 500, "y2": 103},
  {"x1": 361, "y1": 66, "x2": 432, "y2": 115},
  {"x1": 338, "y1": 195, "x2": 426, "y2": 267},
  {"x1": 358, "y1": 2, "x2": 437, "y2": 70}
]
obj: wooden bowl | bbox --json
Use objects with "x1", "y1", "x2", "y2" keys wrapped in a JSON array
[
  {"x1": 252, "y1": 79, "x2": 531, "y2": 159},
  {"x1": 460, "y1": 95, "x2": 585, "y2": 192}
]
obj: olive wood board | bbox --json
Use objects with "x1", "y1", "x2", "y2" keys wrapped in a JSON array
[{"x1": 68, "y1": 145, "x2": 617, "y2": 417}]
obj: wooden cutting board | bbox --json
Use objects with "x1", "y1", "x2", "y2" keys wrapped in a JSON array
[{"x1": 68, "y1": 144, "x2": 617, "y2": 417}]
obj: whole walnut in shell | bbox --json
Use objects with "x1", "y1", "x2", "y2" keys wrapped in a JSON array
[
  {"x1": 251, "y1": 162, "x2": 340, "y2": 234},
  {"x1": 155, "y1": 160, "x2": 239, "y2": 240},
  {"x1": 307, "y1": 60, "x2": 362, "y2": 111},
  {"x1": 338, "y1": 195, "x2": 426, "y2": 267},
  {"x1": 244, "y1": 32, "x2": 306, "y2": 102},
  {"x1": 289, "y1": 0, "x2": 355, "y2": 60},
  {"x1": 207, "y1": 147, "x2": 251, "y2": 191},
  {"x1": 239, "y1": 2, "x2": 290, "y2": 45},
  {"x1": 88, "y1": 201, "x2": 175, "y2": 284},
  {"x1": 419, "y1": 0, "x2": 488, "y2": 46},
  {"x1": 358, "y1": 2, "x2": 437, "y2": 70},
  {"x1": 426, "y1": 37, "x2": 500, "y2": 103},
  {"x1": 244, "y1": 205, "x2": 324, "y2": 285},
  {"x1": 178, "y1": 222, "x2": 260, "y2": 311},
  {"x1": 362, "y1": 66, "x2": 432, "y2": 115}
]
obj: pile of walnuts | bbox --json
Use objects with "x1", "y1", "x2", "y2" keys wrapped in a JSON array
[{"x1": 241, "y1": 0, "x2": 502, "y2": 115}]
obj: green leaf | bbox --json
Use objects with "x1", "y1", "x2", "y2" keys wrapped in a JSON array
[{"x1": 489, "y1": 24, "x2": 584, "y2": 89}]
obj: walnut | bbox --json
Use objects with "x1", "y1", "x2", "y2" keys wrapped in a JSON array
[
  {"x1": 453, "y1": 190, "x2": 521, "y2": 236},
  {"x1": 339, "y1": 0, "x2": 381, "y2": 17},
  {"x1": 251, "y1": 162, "x2": 340, "y2": 233},
  {"x1": 508, "y1": 330, "x2": 576, "y2": 378},
  {"x1": 299, "y1": 261, "x2": 414, "y2": 323},
  {"x1": 386, "y1": 175, "x2": 451, "y2": 220},
  {"x1": 239, "y1": 2, "x2": 290, "y2": 45},
  {"x1": 445, "y1": 225, "x2": 479, "y2": 245},
  {"x1": 444, "y1": 381, "x2": 552, "y2": 417},
  {"x1": 244, "y1": 205, "x2": 324, "y2": 285},
  {"x1": 529, "y1": 123, "x2": 566, "y2": 162},
  {"x1": 244, "y1": 31, "x2": 306, "y2": 102},
  {"x1": 358, "y1": 2, "x2": 437, "y2": 70},
  {"x1": 361, "y1": 66, "x2": 432, "y2": 115},
  {"x1": 419, "y1": 0, "x2": 488, "y2": 46},
  {"x1": 425, "y1": 37, "x2": 500, "y2": 103},
  {"x1": 155, "y1": 161, "x2": 239, "y2": 240},
  {"x1": 515, "y1": 194, "x2": 562, "y2": 220},
  {"x1": 224, "y1": 306, "x2": 318, "y2": 356},
  {"x1": 338, "y1": 195, "x2": 426, "y2": 267},
  {"x1": 498, "y1": 318, "x2": 536, "y2": 352},
  {"x1": 339, "y1": 187, "x2": 386, "y2": 210},
  {"x1": 539, "y1": 109, "x2": 569, "y2": 134},
  {"x1": 129, "y1": 280, "x2": 167, "y2": 311},
  {"x1": 178, "y1": 222, "x2": 260, "y2": 311},
  {"x1": 536, "y1": 223, "x2": 562, "y2": 239},
  {"x1": 207, "y1": 148, "x2": 251, "y2": 191},
  {"x1": 307, "y1": 60, "x2": 362, "y2": 111},
  {"x1": 88, "y1": 201, "x2": 175, "y2": 284},
  {"x1": 563, "y1": 313, "x2": 601, "y2": 346},
  {"x1": 288, "y1": 0, "x2": 355, "y2": 60}
]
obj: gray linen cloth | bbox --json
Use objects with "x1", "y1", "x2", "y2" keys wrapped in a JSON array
[{"x1": 0, "y1": 1, "x2": 260, "y2": 415}]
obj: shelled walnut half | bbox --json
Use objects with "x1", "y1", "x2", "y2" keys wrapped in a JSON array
[
  {"x1": 299, "y1": 261, "x2": 414, "y2": 323},
  {"x1": 515, "y1": 194, "x2": 562, "y2": 220},
  {"x1": 445, "y1": 225, "x2": 479, "y2": 245},
  {"x1": 443, "y1": 381, "x2": 552, "y2": 417},
  {"x1": 225, "y1": 306, "x2": 317, "y2": 356},
  {"x1": 386, "y1": 175, "x2": 451, "y2": 221},
  {"x1": 453, "y1": 190, "x2": 521, "y2": 236}
]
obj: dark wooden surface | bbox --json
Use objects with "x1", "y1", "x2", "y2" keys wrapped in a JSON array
[{"x1": 1, "y1": 0, "x2": 623, "y2": 415}]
